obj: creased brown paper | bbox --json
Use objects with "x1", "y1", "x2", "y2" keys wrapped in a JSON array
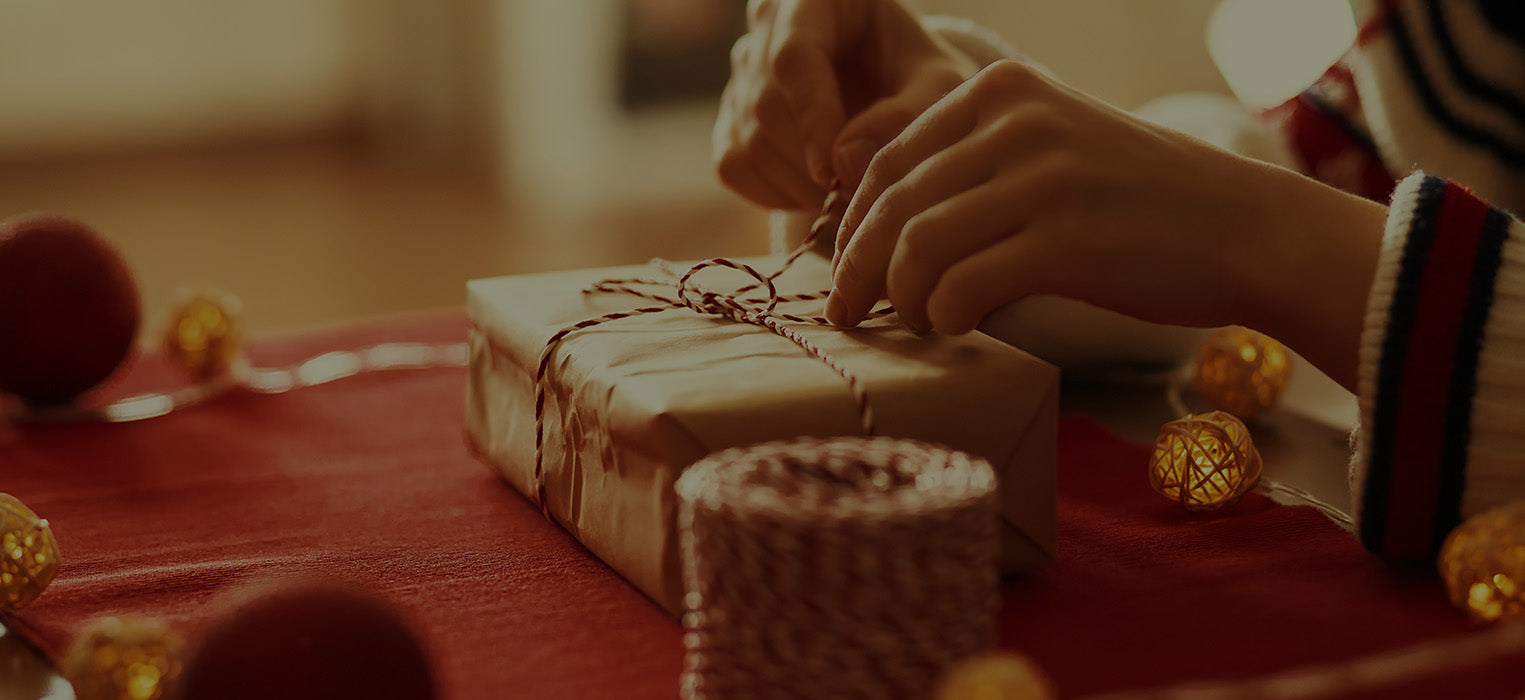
[{"x1": 465, "y1": 253, "x2": 1058, "y2": 616}]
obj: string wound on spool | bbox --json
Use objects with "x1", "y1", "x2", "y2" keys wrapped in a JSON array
[{"x1": 676, "y1": 437, "x2": 1001, "y2": 700}]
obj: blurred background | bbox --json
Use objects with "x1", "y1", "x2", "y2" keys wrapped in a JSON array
[{"x1": 0, "y1": 0, "x2": 1240, "y2": 337}]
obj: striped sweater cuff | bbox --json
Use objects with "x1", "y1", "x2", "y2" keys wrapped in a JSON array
[{"x1": 1354, "y1": 171, "x2": 1525, "y2": 562}]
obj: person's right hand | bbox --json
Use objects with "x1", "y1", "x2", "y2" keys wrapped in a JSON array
[{"x1": 713, "y1": 0, "x2": 978, "y2": 211}]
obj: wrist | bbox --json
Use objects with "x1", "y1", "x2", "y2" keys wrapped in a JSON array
[{"x1": 1232, "y1": 163, "x2": 1386, "y2": 390}]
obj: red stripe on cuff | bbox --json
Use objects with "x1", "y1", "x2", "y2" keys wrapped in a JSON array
[{"x1": 1382, "y1": 182, "x2": 1489, "y2": 559}]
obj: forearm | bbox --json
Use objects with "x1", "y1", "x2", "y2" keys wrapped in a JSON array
[{"x1": 1232, "y1": 161, "x2": 1388, "y2": 391}]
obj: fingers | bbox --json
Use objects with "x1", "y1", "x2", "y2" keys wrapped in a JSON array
[
  {"x1": 715, "y1": 32, "x2": 829, "y2": 210},
  {"x1": 828, "y1": 94, "x2": 947, "y2": 273},
  {"x1": 713, "y1": 86, "x2": 804, "y2": 210},
  {"x1": 827, "y1": 135, "x2": 995, "y2": 329},
  {"x1": 926, "y1": 232, "x2": 1043, "y2": 335},
  {"x1": 831, "y1": 95, "x2": 927, "y2": 193},
  {"x1": 767, "y1": 27, "x2": 845, "y2": 185},
  {"x1": 836, "y1": 92, "x2": 979, "y2": 258},
  {"x1": 754, "y1": 87, "x2": 831, "y2": 207},
  {"x1": 885, "y1": 177, "x2": 1032, "y2": 330}
]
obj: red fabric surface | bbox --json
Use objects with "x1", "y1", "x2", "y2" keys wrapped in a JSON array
[{"x1": 1, "y1": 311, "x2": 1520, "y2": 698}]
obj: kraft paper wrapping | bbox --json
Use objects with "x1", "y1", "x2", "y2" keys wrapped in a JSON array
[{"x1": 465, "y1": 253, "x2": 1058, "y2": 616}]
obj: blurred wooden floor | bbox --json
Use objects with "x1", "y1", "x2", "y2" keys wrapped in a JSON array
[{"x1": 0, "y1": 138, "x2": 771, "y2": 339}]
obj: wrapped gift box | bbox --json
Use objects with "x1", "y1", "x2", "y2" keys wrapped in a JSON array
[{"x1": 466, "y1": 253, "x2": 1058, "y2": 615}]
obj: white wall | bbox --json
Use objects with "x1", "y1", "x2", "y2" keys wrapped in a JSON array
[
  {"x1": 0, "y1": 0, "x2": 1233, "y2": 195},
  {"x1": 0, "y1": 0, "x2": 362, "y2": 157},
  {"x1": 912, "y1": 0, "x2": 1230, "y2": 109},
  {"x1": 491, "y1": 1, "x2": 1232, "y2": 218},
  {"x1": 491, "y1": 1, "x2": 727, "y2": 218}
]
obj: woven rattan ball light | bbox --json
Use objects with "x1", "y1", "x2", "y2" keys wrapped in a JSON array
[
  {"x1": 1149, "y1": 411, "x2": 1262, "y2": 511},
  {"x1": 63, "y1": 616, "x2": 184, "y2": 700},
  {"x1": 0, "y1": 492, "x2": 60, "y2": 612},
  {"x1": 163, "y1": 287, "x2": 244, "y2": 380},
  {"x1": 1193, "y1": 327, "x2": 1290, "y2": 420},
  {"x1": 936, "y1": 651, "x2": 1053, "y2": 700},
  {"x1": 1438, "y1": 500, "x2": 1525, "y2": 623}
]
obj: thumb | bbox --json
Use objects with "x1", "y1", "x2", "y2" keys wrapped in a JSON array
[{"x1": 768, "y1": 38, "x2": 847, "y2": 186}]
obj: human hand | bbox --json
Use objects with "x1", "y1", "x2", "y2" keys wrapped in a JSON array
[
  {"x1": 826, "y1": 59, "x2": 1387, "y2": 386},
  {"x1": 713, "y1": 0, "x2": 978, "y2": 211}
]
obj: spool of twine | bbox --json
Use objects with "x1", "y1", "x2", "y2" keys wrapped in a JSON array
[{"x1": 676, "y1": 437, "x2": 1001, "y2": 700}]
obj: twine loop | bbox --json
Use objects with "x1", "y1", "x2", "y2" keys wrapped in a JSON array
[
  {"x1": 675, "y1": 257, "x2": 781, "y2": 321},
  {"x1": 531, "y1": 187, "x2": 891, "y2": 518}
]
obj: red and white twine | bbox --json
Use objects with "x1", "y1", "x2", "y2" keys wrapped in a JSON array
[
  {"x1": 674, "y1": 437, "x2": 1001, "y2": 700},
  {"x1": 532, "y1": 188, "x2": 891, "y2": 516}
]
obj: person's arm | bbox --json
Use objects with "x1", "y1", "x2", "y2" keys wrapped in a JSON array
[
  {"x1": 1352, "y1": 172, "x2": 1525, "y2": 562},
  {"x1": 824, "y1": 58, "x2": 1388, "y2": 388}
]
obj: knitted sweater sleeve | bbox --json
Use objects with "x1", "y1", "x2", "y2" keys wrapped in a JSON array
[
  {"x1": 1354, "y1": 172, "x2": 1525, "y2": 562},
  {"x1": 1344, "y1": 2, "x2": 1525, "y2": 560},
  {"x1": 1346, "y1": 0, "x2": 1525, "y2": 213}
]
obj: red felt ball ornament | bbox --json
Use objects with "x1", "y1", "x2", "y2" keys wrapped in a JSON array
[
  {"x1": 0, "y1": 213, "x2": 140, "y2": 405},
  {"x1": 178, "y1": 579, "x2": 436, "y2": 700}
]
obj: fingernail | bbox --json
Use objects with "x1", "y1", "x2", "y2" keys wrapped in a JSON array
[
  {"x1": 826, "y1": 290, "x2": 851, "y2": 327},
  {"x1": 836, "y1": 139, "x2": 877, "y2": 185}
]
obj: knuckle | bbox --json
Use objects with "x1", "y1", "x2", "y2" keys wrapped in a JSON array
[
  {"x1": 833, "y1": 255, "x2": 867, "y2": 297},
  {"x1": 747, "y1": 0, "x2": 776, "y2": 25},
  {"x1": 1031, "y1": 149, "x2": 1083, "y2": 188},
  {"x1": 869, "y1": 180, "x2": 910, "y2": 223},
  {"x1": 768, "y1": 38, "x2": 810, "y2": 81},
  {"x1": 980, "y1": 59, "x2": 1038, "y2": 91},
  {"x1": 897, "y1": 214, "x2": 941, "y2": 262},
  {"x1": 866, "y1": 140, "x2": 903, "y2": 176},
  {"x1": 754, "y1": 84, "x2": 790, "y2": 121},
  {"x1": 989, "y1": 106, "x2": 1064, "y2": 154},
  {"x1": 727, "y1": 110, "x2": 772, "y2": 154},
  {"x1": 730, "y1": 35, "x2": 752, "y2": 67},
  {"x1": 714, "y1": 150, "x2": 749, "y2": 188},
  {"x1": 929, "y1": 275, "x2": 983, "y2": 332},
  {"x1": 1006, "y1": 103, "x2": 1058, "y2": 135}
]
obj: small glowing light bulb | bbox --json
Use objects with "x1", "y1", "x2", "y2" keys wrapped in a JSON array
[
  {"x1": 1149, "y1": 411, "x2": 1262, "y2": 511},
  {"x1": 1439, "y1": 501, "x2": 1525, "y2": 623},
  {"x1": 936, "y1": 651, "x2": 1053, "y2": 700},
  {"x1": 0, "y1": 493, "x2": 60, "y2": 612}
]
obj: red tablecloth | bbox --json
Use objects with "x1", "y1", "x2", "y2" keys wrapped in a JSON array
[{"x1": 1, "y1": 312, "x2": 1519, "y2": 698}]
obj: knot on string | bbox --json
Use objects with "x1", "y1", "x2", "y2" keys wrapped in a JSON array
[
  {"x1": 674, "y1": 257, "x2": 780, "y2": 324},
  {"x1": 530, "y1": 186, "x2": 889, "y2": 520}
]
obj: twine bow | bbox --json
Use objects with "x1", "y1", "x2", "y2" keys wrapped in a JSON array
[{"x1": 531, "y1": 188, "x2": 892, "y2": 517}]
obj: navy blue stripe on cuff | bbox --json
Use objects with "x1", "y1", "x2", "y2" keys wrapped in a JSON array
[
  {"x1": 1361, "y1": 175, "x2": 1449, "y2": 551},
  {"x1": 1433, "y1": 204, "x2": 1512, "y2": 545}
]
